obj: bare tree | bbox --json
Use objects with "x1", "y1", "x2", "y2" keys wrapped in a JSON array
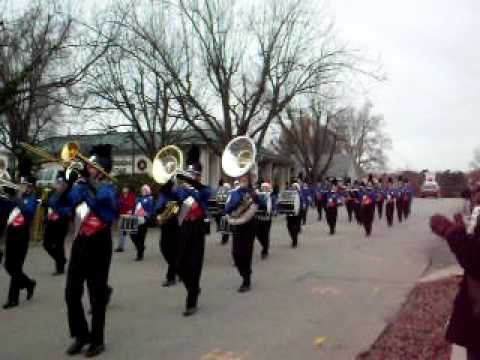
[
  {"x1": 0, "y1": 0, "x2": 111, "y2": 168},
  {"x1": 337, "y1": 102, "x2": 391, "y2": 172},
  {"x1": 101, "y1": 0, "x2": 356, "y2": 156},
  {"x1": 274, "y1": 98, "x2": 344, "y2": 181},
  {"x1": 470, "y1": 147, "x2": 480, "y2": 170},
  {"x1": 81, "y1": 39, "x2": 191, "y2": 160}
]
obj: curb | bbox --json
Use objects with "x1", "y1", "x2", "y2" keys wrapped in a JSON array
[{"x1": 418, "y1": 265, "x2": 463, "y2": 283}]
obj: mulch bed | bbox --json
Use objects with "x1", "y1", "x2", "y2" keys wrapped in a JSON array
[{"x1": 357, "y1": 276, "x2": 462, "y2": 360}]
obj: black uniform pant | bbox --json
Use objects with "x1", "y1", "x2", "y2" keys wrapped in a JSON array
[
  {"x1": 396, "y1": 200, "x2": 403, "y2": 222},
  {"x1": 403, "y1": 200, "x2": 411, "y2": 220},
  {"x1": 377, "y1": 201, "x2": 384, "y2": 219},
  {"x1": 326, "y1": 206, "x2": 338, "y2": 234},
  {"x1": 316, "y1": 201, "x2": 323, "y2": 221},
  {"x1": 287, "y1": 215, "x2": 301, "y2": 246},
  {"x1": 65, "y1": 227, "x2": 112, "y2": 346},
  {"x1": 4, "y1": 225, "x2": 35, "y2": 303},
  {"x1": 301, "y1": 207, "x2": 308, "y2": 225},
  {"x1": 160, "y1": 222, "x2": 179, "y2": 282},
  {"x1": 354, "y1": 203, "x2": 362, "y2": 224},
  {"x1": 361, "y1": 204, "x2": 375, "y2": 236},
  {"x1": 231, "y1": 219, "x2": 256, "y2": 283},
  {"x1": 131, "y1": 223, "x2": 148, "y2": 258},
  {"x1": 255, "y1": 219, "x2": 271, "y2": 255},
  {"x1": 178, "y1": 219, "x2": 205, "y2": 309},
  {"x1": 345, "y1": 201, "x2": 354, "y2": 223},
  {"x1": 43, "y1": 218, "x2": 69, "y2": 272},
  {"x1": 386, "y1": 202, "x2": 395, "y2": 227}
]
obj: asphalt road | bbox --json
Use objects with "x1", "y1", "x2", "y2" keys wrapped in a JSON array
[{"x1": 0, "y1": 198, "x2": 461, "y2": 360}]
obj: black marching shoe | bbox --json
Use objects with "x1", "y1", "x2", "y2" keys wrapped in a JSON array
[
  {"x1": 162, "y1": 279, "x2": 176, "y2": 287},
  {"x1": 3, "y1": 301, "x2": 19, "y2": 309},
  {"x1": 66, "y1": 338, "x2": 89, "y2": 356},
  {"x1": 114, "y1": 247, "x2": 124, "y2": 253},
  {"x1": 85, "y1": 343, "x2": 105, "y2": 358},
  {"x1": 182, "y1": 307, "x2": 198, "y2": 317},
  {"x1": 238, "y1": 279, "x2": 251, "y2": 293},
  {"x1": 53, "y1": 268, "x2": 65, "y2": 276},
  {"x1": 261, "y1": 251, "x2": 268, "y2": 260},
  {"x1": 26, "y1": 280, "x2": 36, "y2": 301}
]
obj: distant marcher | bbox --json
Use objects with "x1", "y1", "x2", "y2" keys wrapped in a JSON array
[{"x1": 115, "y1": 187, "x2": 136, "y2": 252}]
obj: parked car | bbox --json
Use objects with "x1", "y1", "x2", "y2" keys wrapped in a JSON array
[{"x1": 421, "y1": 182, "x2": 441, "y2": 198}]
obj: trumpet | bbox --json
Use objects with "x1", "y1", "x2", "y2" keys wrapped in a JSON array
[{"x1": 61, "y1": 142, "x2": 115, "y2": 182}]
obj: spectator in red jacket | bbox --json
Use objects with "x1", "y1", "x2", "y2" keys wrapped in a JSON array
[{"x1": 115, "y1": 186, "x2": 136, "y2": 252}]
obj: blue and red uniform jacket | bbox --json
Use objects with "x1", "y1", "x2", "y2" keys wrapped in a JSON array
[
  {"x1": 176, "y1": 185, "x2": 212, "y2": 222},
  {"x1": 224, "y1": 187, "x2": 266, "y2": 215},
  {"x1": 135, "y1": 195, "x2": 155, "y2": 221},
  {"x1": 47, "y1": 191, "x2": 73, "y2": 221},
  {"x1": 69, "y1": 180, "x2": 118, "y2": 236}
]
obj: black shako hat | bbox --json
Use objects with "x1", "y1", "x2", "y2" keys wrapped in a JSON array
[
  {"x1": 89, "y1": 144, "x2": 113, "y2": 173},
  {"x1": 185, "y1": 145, "x2": 202, "y2": 177}
]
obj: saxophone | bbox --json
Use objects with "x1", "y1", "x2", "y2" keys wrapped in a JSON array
[{"x1": 157, "y1": 201, "x2": 180, "y2": 225}]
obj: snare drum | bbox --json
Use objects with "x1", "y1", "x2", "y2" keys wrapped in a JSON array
[
  {"x1": 120, "y1": 215, "x2": 139, "y2": 234},
  {"x1": 277, "y1": 190, "x2": 300, "y2": 216}
]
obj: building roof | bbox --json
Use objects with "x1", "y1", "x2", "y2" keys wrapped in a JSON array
[
  {"x1": 39, "y1": 129, "x2": 217, "y2": 157},
  {"x1": 39, "y1": 131, "x2": 292, "y2": 165}
]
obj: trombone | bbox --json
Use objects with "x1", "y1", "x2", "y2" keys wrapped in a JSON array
[
  {"x1": 60, "y1": 142, "x2": 115, "y2": 182},
  {"x1": 20, "y1": 142, "x2": 63, "y2": 164}
]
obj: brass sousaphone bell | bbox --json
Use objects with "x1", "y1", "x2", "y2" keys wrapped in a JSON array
[{"x1": 221, "y1": 136, "x2": 257, "y2": 180}]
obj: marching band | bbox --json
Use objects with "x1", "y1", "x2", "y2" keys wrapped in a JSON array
[{"x1": 0, "y1": 136, "x2": 417, "y2": 357}]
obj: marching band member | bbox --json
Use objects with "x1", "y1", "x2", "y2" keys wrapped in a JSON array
[
  {"x1": 385, "y1": 178, "x2": 397, "y2": 227},
  {"x1": 286, "y1": 182, "x2": 303, "y2": 248},
  {"x1": 115, "y1": 186, "x2": 135, "y2": 252},
  {"x1": 218, "y1": 182, "x2": 231, "y2": 245},
  {"x1": 2, "y1": 177, "x2": 38, "y2": 309},
  {"x1": 352, "y1": 181, "x2": 362, "y2": 225},
  {"x1": 175, "y1": 149, "x2": 211, "y2": 316},
  {"x1": 300, "y1": 183, "x2": 310, "y2": 225},
  {"x1": 65, "y1": 145, "x2": 118, "y2": 357},
  {"x1": 360, "y1": 184, "x2": 376, "y2": 237},
  {"x1": 255, "y1": 182, "x2": 273, "y2": 259},
  {"x1": 395, "y1": 176, "x2": 404, "y2": 223},
  {"x1": 155, "y1": 180, "x2": 179, "y2": 287},
  {"x1": 325, "y1": 179, "x2": 342, "y2": 235},
  {"x1": 130, "y1": 184, "x2": 155, "y2": 261},
  {"x1": 315, "y1": 181, "x2": 325, "y2": 221},
  {"x1": 224, "y1": 171, "x2": 264, "y2": 292},
  {"x1": 402, "y1": 178, "x2": 414, "y2": 220},
  {"x1": 345, "y1": 190, "x2": 356, "y2": 224},
  {"x1": 43, "y1": 173, "x2": 72, "y2": 275},
  {"x1": 376, "y1": 183, "x2": 385, "y2": 220}
]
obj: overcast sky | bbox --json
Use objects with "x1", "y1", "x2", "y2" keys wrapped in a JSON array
[{"x1": 327, "y1": 0, "x2": 479, "y2": 171}]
